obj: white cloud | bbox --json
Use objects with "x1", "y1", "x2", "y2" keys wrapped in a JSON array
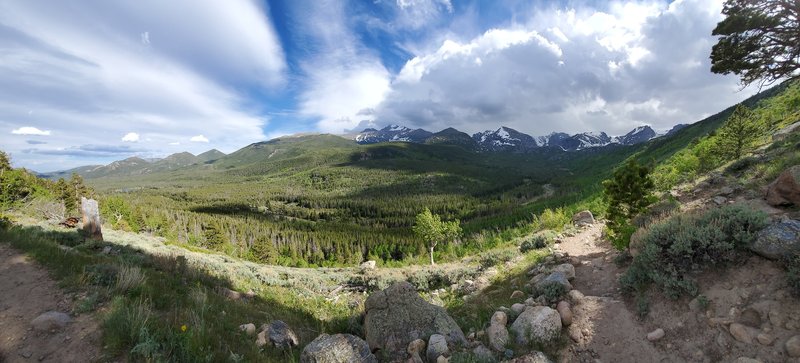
[
  {"x1": 375, "y1": 0, "x2": 754, "y2": 136},
  {"x1": 11, "y1": 126, "x2": 51, "y2": 136},
  {"x1": 121, "y1": 132, "x2": 140, "y2": 142},
  {"x1": 0, "y1": 0, "x2": 284, "y2": 171},
  {"x1": 169, "y1": 141, "x2": 180, "y2": 146},
  {"x1": 190, "y1": 135, "x2": 209, "y2": 143}
]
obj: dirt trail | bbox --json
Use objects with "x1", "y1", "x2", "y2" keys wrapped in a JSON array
[
  {"x1": 554, "y1": 223, "x2": 665, "y2": 363},
  {"x1": 0, "y1": 243, "x2": 102, "y2": 363}
]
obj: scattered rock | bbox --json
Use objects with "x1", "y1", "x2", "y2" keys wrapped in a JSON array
[
  {"x1": 733, "y1": 357, "x2": 761, "y2": 363},
  {"x1": 487, "y1": 320, "x2": 509, "y2": 352},
  {"x1": 436, "y1": 356, "x2": 448, "y2": 363},
  {"x1": 556, "y1": 301, "x2": 572, "y2": 326},
  {"x1": 472, "y1": 344, "x2": 495, "y2": 363},
  {"x1": 408, "y1": 339, "x2": 426, "y2": 363},
  {"x1": 787, "y1": 335, "x2": 800, "y2": 358},
  {"x1": 256, "y1": 331, "x2": 267, "y2": 347},
  {"x1": 219, "y1": 287, "x2": 242, "y2": 301},
  {"x1": 712, "y1": 196, "x2": 727, "y2": 205},
  {"x1": 729, "y1": 323, "x2": 755, "y2": 344},
  {"x1": 768, "y1": 310, "x2": 784, "y2": 327},
  {"x1": 739, "y1": 308, "x2": 762, "y2": 328},
  {"x1": 266, "y1": 320, "x2": 299, "y2": 348},
  {"x1": 509, "y1": 306, "x2": 562, "y2": 346},
  {"x1": 490, "y1": 311, "x2": 507, "y2": 326},
  {"x1": 572, "y1": 210, "x2": 595, "y2": 226},
  {"x1": 551, "y1": 264, "x2": 575, "y2": 281},
  {"x1": 756, "y1": 332, "x2": 774, "y2": 346},
  {"x1": 751, "y1": 219, "x2": 800, "y2": 260},
  {"x1": 31, "y1": 311, "x2": 71, "y2": 332},
  {"x1": 300, "y1": 334, "x2": 377, "y2": 363},
  {"x1": 509, "y1": 351, "x2": 553, "y2": 363},
  {"x1": 567, "y1": 290, "x2": 584, "y2": 304},
  {"x1": 535, "y1": 271, "x2": 572, "y2": 292},
  {"x1": 239, "y1": 323, "x2": 256, "y2": 336},
  {"x1": 646, "y1": 328, "x2": 664, "y2": 342},
  {"x1": 510, "y1": 290, "x2": 525, "y2": 300},
  {"x1": 718, "y1": 186, "x2": 734, "y2": 196},
  {"x1": 360, "y1": 260, "x2": 377, "y2": 270},
  {"x1": 426, "y1": 334, "x2": 449, "y2": 363},
  {"x1": 364, "y1": 282, "x2": 466, "y2": 361},
  {"x1": 688, "y1": 297, "x2": 703, "y2": 312},
  {"x1": 101, "y1": 246, "x2": 112, "y2": 254},
  {"x1": 765, "y1": 165, "x2": 800, "y2": 206},
  {"x1": 511, "y1": 304, "x2": 526, "y2": 315}
]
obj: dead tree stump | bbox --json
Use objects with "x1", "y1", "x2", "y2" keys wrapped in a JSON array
[{"x1": 81, "y1": 197, "x2": 103, "y2": 241}]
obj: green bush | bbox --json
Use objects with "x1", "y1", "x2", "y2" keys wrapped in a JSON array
[
  {"x1": 479, "y1": 249, "x2": 516, "y2": 268},
  {"x1": 603, "y1": 159, "x2": 656, "y2": 250},
  {"x1": 519, "y1": 235, "x2": 549, "y2": 253},
  {"x1": 620, "y1": 205, "x2": 768, "y2": 299},
  {"x1": 535, "y1": 281, "x2": 567, "y2": 305},
  {"x1": 533, "y1": 208, "x2": 571, "y2": 231}
]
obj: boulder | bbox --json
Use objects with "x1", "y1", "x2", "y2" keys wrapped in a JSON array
[
  {"x1": 765, "y1": 165, "x2": 800, "y2": 206},
  {"x1": 787, "y1": 335, "x2": 800, "y2": 358},
  {"x1": 426, "y1": 334, "x2": 449, "y2": 363},
  {"x1": 572, "y1": 210, "x2": 594, "y2": 226},
  {"x1": 509, "y1": 306, "x2": 562, "y2": 346},
  {"x1": 360, "y1": 260, "x2": 377, "y2": 270},
  {"x1": 567, "y1": 290, "x2": 584, "y2": 304},
  {"x1": 556, "y1": 301, "x2": 572, "y2": 326},
  {"x1": 256, "y1": 331, "x2": 267, "y2": 347},
  {"x1": 364, "y1": 282, "x2": 466, "y2": 360},
  {"x1": 408, "y1": 339, "x2": 426, "y2": 363},
  {"x1": 772, "y1": 121, "x2": 800, "y2": 142},
  {"x1": 751, "y1": 219, "x2": 800, "y2": 260},
  {"x1": 551, "y1": 264, "x2": 575, "y2": 281},
  {"x1": 487, "y1": 312, "x2": 509, "y2": 352},
  {"x1": 511, "y1": 304, "x2": 525, "y2": 315},
  {"x1": 509, "y1": 351, "x2": 553, "y2": 363},
  {"x1": 471, "y1": 344, "x2": 495, "y2": 363},
  {"x1": 266, "y1": 320, "x2": 299, "y2": 348},
  {"x1": 729, "y1": 323, "x2": 755, "y2": 344},
  {"x1": 510, "y1": 290, "x2": 525, "y2": 300},
  {"x1": 31, "y1": 311, "x2": 71, "y2": 332},
  {"x1": 300, "y1": 334, "x2": 377, "y2": 363}
]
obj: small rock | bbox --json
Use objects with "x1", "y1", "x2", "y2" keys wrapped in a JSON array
[
  {"x1": 568, "y1": 327, "x2": 582, "y2": 342},
  {"x1": 646, "y1": 328, "x2": 664, "y2": 342},
  {"x1": 31, "y1": 311, "x2": 71, "y2": 332},
  {"x1": 487, "y1": 319, "x2": 509, "y2": 352},
  {"x1": 256, "y1": 331, "x2": 267, "y2": 347},
  {"x1": 712, "y1": 196, "x2": 727, "y2": 205},
  {"x1": 510, "y1": 306, "x2": 562, "y2": 346},
  {"x1": 768, "y1": 310, "x2": 784, "y2": 327},
  {"x1": 490, "y1": 311, "x2": 508, "y2": 326},
  {"x1": 556, "y1": 301, "x2": 572, "y2": 326},
  {"x1": 360, "y1": 260, "x2": 377, "y2": 270},
  {"x1": 427, "y1": 334, "x2": 449, "y2": 363},
  {"x1": 718, "y1": 186, "x2": 734, "y2": 196},
  {"x1": 733, "y1": 358, "x2": 762, "y2": 363},
  {"x1": 511, "y1": 304, "x2": 526, "y2": 315},
  {"x1": 101, "y1": 246, "x2": 112, "y2": 254},
  {"x1": 408, "y1": 339, "x2": 426, "y2": 362},
  {"x1": 239, "y1": 323, "x2": 256, "y2": 336},
  {"x1": 472, "y1": 344, "x2": 494, "y2": 363},
  {"x1": 739, "y1": 308, "x2": 762, "y2": 328},
  {"x1": 756, "y1": 333, "x2": 774, "y2": 346},
  {"x1": 729, "y1": 323, "x2": 754, "y2": 344},
  {"x1": 572, "y1": 210, "x2": 595, "y2": 226},
  {"x1": 524, "y1": 297, "x2": 536, "y2": 306},
  {"x1": 511, "y1": 290, "x2": 525, "y2": 300},
  {"x1": 510, "y1": 351, "x2": 553, "y2": 363},
  {"x1": 786, "y1": 335, "x2": 800, "y2": 358},
  {"x1": 300, "y1": 334, "x2": 377, "y2": 363},
  {"x1": 436, "y1": 355, "x2": 449, "y2": 363}
]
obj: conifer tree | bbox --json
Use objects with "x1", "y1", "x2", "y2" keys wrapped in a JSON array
[{"x1": 603, "y1": 159, "x2": 655, "y2": 250}]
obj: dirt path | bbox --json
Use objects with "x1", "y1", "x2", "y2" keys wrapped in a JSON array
[
  {"x1": 554, "y1": 223, "x2": 665, "y2": 363},
  {"x1": 0, "y1": 243, "x2": 102, "y2": 363}
]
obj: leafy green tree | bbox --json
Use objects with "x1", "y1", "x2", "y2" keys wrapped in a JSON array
[
  {"x1": 711, "y1": 0, "x2": 800, "y2": 88},
  {"x1": 0, "y1": 150, "x2": 10, "y2": 175},
  {"x1": 603, "y1": 159, "x2": 656, "y2": 250},
  {"x1": 56, "y1": 178, "x2": 76, "y2": 213},
  {"x1": 413, "y1": 208, "x2": 461, "y2": 265},
  {"x1": 715, "y1": 104, "x2": 763, "y2": 160},
  {"x1": 203, "y1": 222, "x2": 226, "y2": 249}
]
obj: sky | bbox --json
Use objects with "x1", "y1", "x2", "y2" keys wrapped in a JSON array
[{"x1": 1, "y1": 0, "x2": 758, "y2": 172}]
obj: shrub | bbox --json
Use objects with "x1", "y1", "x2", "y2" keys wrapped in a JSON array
[
  {"x1": 536, "y1": 281, "x2": 567, "y2": 305},
  {"x1": 534, "y1": 208, "x2": 571, "y2": 231},
  {"x1": 85, "y1": 264, "x2": 119, "y2": 287},
  {"x1": 519, "y1": 235, "x2": 548, "y2": 253},
  {"x1": 115, "y1": 265, "x2": 147, "y2": 294},
  {"x1": 724, "y1": 156, "x2": 761, "y2": 176},
  {"x1": 620, "y1": 205, "x2": 768, "y2": 299},
  {"x1": 479, "y1": 249, "x2": 516, "y2": 268}
]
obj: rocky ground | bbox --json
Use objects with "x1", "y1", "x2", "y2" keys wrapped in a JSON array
[{"x1": 0, "y1": 243, "x2": 102, "y2": 363}]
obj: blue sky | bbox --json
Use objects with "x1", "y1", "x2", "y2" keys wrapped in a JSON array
[{"x1": 1, "y1": 0, "x2": 755, "y2": 171}]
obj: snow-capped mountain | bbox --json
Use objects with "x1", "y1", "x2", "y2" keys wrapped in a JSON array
[
  {"x1": 472, "y1": 126, "x2": 539, "y2": 152},
  {"x1": 355, "y1": 125, "x2": 433, "y2": 144},
  {"x1": 614, "y1": 125, "x2": 657, "y2": 145},
  {"x1": 355, "y1": 124, "x2": 671, "y2": 151}
]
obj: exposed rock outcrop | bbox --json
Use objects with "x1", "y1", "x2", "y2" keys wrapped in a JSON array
[
  {"x1": 300, "y1": 334, "x2": 377, "y2": 363},
  {"x1": 751, "y1": 219, "x2": 800, "y2": 260},
  {"x1": 364, "y1": 282, "x2": 466, "y2": 360}
]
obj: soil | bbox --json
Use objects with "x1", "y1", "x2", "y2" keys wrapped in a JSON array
[
  {"x1": 0, "y1": 243, "x2": 102, "y2": 363},
  {"x1": 554, "y1": 209, "x2": 800, "y2": 363}
]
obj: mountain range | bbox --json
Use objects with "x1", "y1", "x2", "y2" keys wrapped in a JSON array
[
  {"x1": 43, "y1": 149, "x2": 226, "y2": 180},
  {"x1": 354, "y1": 124, "x2": 674, "y2": 152}
]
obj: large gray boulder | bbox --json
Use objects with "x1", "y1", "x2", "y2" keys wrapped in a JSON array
[
  {"x1": 509, "y1": 306, "x2": 562, "y2": 346},
  {"x1": 766, "y1": 165, "x2": 800, "y2": 206},
  {"x1": 364, "y1": 282, "x2": 466, "y2": 361},
  {"x1": 31, "y1": 311, "x2": 71, "y2": 332},
  {"x1": 300, "y1": 334, "x2": 377, "y2": 363},
  {"x1": 572, "y1": 210, "x2": 595, "y2": 226},
  {"x1": 751, "y1": 219, "x2": 800, "y2": 260}
]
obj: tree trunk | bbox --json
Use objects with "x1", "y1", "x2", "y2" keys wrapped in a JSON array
[
  {"x1": 81, "y1": 197, "x2": 103, "y2": 241},
  {"x1": 429, "y1": 246, "x2": 435, "y2": 266}
]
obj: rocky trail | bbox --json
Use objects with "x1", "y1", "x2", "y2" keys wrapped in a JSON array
[{"x1": 0, "y1": 244, "x2": 102, "y2": 363}]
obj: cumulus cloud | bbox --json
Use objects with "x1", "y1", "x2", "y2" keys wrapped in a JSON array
[
  {"x1": 292, "y1": 0, "x2": 392, "y2": 133},
  {"x1": 190, "y1": 135, "x2": 209, "y2": 143},
  {"x1": 121, "y1": 132, "x2": 140, "y2": 142},
  {"x1": 374, "y1": 0, "x2": 754, "y2": 136},
  {"x1": 0, "y1": 0, "x2": 284, "y2": 171},
  {"x1": 11, "y1": 126, "x2": 51, "y2": 135}
]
